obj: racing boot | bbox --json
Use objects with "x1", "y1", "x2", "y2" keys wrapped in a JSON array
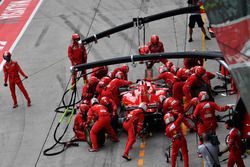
[
  {"x1": 13, "y1": 104, "x2": 18, "y2": 108},
  {"x1": 27, "y1": 99, "x2": 31, "y2": 107},
  {"x1": 122, "y1": 154, "x2": 132, "y2": 161},
  {"x1": 88, "y1": 148, "x2": 98, "y2": 152}
]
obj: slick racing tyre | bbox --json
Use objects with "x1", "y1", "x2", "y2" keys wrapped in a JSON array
[{"x1": 85, "y1": 127, "x2": 106, "y2": 147}]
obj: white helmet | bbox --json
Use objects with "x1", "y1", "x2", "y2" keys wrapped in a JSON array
[
  {"x1": 138, "y1": 102, "x2": 148, "y2": 112},
  {"x1": 91, "y1": 98, "x2": 99, "y2": 105},
  {"x1": 198, "y1": 91, "x2": 209, "y2": 102},
  {"x1": 164, "y1": 113, "x2": 175, "y2": 125},
  {"x1": 115, "y1": 71, "x2": 124, "y2": 79},
  {"x1": 158, "y1": 66, "x2": 168, "y2": 74},
  {"x1": 159, "y1": 95, "x2": 166, "y2": 103}
]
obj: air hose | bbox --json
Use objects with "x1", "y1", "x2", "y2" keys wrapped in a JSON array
[
  {"x1": 44, "y1": 66, "x2": 107, "y2": 156},
  {"x1": 43, "y1": 76, "x2": 79, "y2": 156}
]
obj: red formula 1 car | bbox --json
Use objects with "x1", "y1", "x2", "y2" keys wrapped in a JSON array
[{"x1": 119, "y1": 80, "x2": 169, "y2": 135}]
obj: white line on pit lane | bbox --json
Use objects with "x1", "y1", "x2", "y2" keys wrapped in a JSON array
[{"x1": 0, "y1": 0, "x2": 44, "y2": 72}]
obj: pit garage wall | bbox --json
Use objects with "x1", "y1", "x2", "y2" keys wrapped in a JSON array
[{"x1": 203, "y1": 0, "x2": 250, "y2": 113}]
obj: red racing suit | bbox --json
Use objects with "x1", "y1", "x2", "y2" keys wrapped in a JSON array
[
  {"x1": 193, "y1": 101, "x2": 229, "y2": 136},
  {"x1": 155, "y1": 72, "x2": 176, "y2": 88},
  {"x1": 68, "y1": 42, "x2": 87, "y2": 83},
  {"x1": 73, "y1": 113, "x2": 87, "y2": 141},
  {"x1": 82, "y1": 84, "x2": 96, "y2": 101},
  {"x1": 165, "y1": 114, "x2": 191, "y2": 167},
  {"x1": 123, "y1": 108, "x2": 144, "y2": 156},
  {"x1": 147, "y1": 41, "x2": 167, "y2": 65},
  {"x1": 87, "y1": 104, "x2": 118, "y2": 149},
  {"x1": 90, "y1": 66, "x2": 108, "y2": 79},
  {"x1": 110, "y1": 67, "x2": 128, "y2": 80},
  {"x1": 99, "y1": 87, "x2": 114, "y2": 102},
  {"x1": 105, "y1": 98, "x2": 118, "y2": 117},
  {"x1": 3, "y1": 61, "x2": 31, "y2": 105},
  {"x1": 106, "y1": 78, "x2": 132, "y2": 105},
  {"x1": 227, "y1": 128, "x2": 245, "y2": 167},
  {"x1": 183, "y1": 74, "x2": 208, "y2": 102},
  {"x1": 96, "y1": 77, "x2": 112, "y2": 99},
  {"x1": 172, "y1": 80, "x2": 185, "y2": 103},
  {"x1": 183, "y1": 57, "x2": 203, "y2": 69},
  {"x1": 202, "y1": 71, "x2": 215, "y2": 86}
]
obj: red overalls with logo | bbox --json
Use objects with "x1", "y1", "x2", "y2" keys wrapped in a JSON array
[
  {"x1": 90, "y1": 66, "x2": 108, "y2": 79},
  {"x1": 123, "y1": 109, "x2": 144, "y2": 156},
  {"x1": 227, "y1": 128, "x2": 245, "y2": 167},
  {"x1": 68, "y1": 42, "x2": 87, "y2": 84},
  {"x1": 183, "y1": 74, "x2": 205, "y2": 102},
  {"x1": 87, "y1": 104, "x2": 118, "y2": 149},
  {"x1": 147, "y1": 41, "x2": 167, "y2": 64},
  {"x1": 111, "y1": 67, "x2": 128, "y2": 80},
  {"x1": 106, "y1": 78, "x2": 132, "y2": 105},
  {"x1": 157, "y1": 71, "x2": 176, "y2": 88},
  {"x1": 193, "y1": 101, "x2": 228, "y2": 136},
  {"x1": 3, "y1": 61, "x2": 30, "y2": 105},
  {"x1": 73, "y1": 113, "x2": 87, "y2": 141},
  {"x1": 165, "y1": 114, "x2": 189, "y2": 167}
]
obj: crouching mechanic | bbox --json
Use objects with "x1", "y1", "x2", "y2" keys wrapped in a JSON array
[
  {"x1": 164, "y1": 111, "x2": 194, "y2": 167},
  {"x1": 122, "y1": 102, "x2": 147, "y2": 161},
  {"x1": 3, "y1": 51, "x2": 31, "y2": 108},
  {"x1": 87, "y1": 98, "x2": 119, "y2": 152},
  {"x1": 73, "y1": 103, "x2": 89, "y2": 141},
  {"x1": 99, "y1": 96, "x2": 118, "y2": 132}
]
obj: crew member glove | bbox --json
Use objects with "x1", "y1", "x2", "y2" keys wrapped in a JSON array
[
  {"x1": 227, "y1": 105, "x2": 233, "y2": 110},
  {"x1": 4, "y1": 83, "x2": 8, "y2": 87},
  {"x1": 24, "y1": 76, "x2": 28, "y2": 79},
  {"x1": 190, "y1": 127, "x2": 196, "y2": 133},
  {"x1": 218, "y1": 151, "x2": 223, "y2": 157}
]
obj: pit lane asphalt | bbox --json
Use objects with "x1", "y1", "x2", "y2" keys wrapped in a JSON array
[{"x1": 0, "y1": 0, "x2": 249, "y2": 167}]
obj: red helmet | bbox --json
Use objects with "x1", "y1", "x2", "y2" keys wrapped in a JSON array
[
  {"x1": 91, "y1": 98, "x2": 99, "y2": 105},
  {"x1": 170, "y1": 65, "x2": 178, "y2": 74},
  {"x1": 190, "y1": 97, "x2": 199, "y2": 106},
  {"x1": 79, "y1": 103, "x2": 89, "y2": 113},
  {"x1": 158, "y1": 66, "x2": 168, "y2": 74},
  {"x1": 169, "y1": 98, "x2": 180, "y2": 110},
  {"x1": 3, "y1": 51, "x2": 11, "y2": 57},
  {"x1": 100, "y1": 96, "x2": 110, "y2": 106},
  {"x1": 99, "y1": 76, "x2": 111, "y2": 87},
  {"x1": 165, "y1": 61, "x2": 173, "y2": 70},
  {"x1": 121, "y1": 64, "x2": 129, "y2": 73},
  {"x1": 139, "y1": 102, "x2": 148, "y2": 112},
  {"x1": 139, "y1": 45, "x2": 149, "y2": 55},
  {"x1": 72, "y1": 33, "x2": 80, "y2": 40},
  {"x1": 176, "y1": 67, "x2": 191, "y2": 80},
  {"x1": 150, "y1": 35, "x2": 159, "y2": 44},
  {"x1": 88, "y1": 76, "x2": 99, "y2": 86},
  {"x1": 3, "y1": 51, "x2": 11, "y2": 61},
  {"x1": 115, "y1": 71, "x2": 125, "y2": 79},
  {"x1": 195, "y1": 66, "x2": 206, "y2": 77},
  {"x1": 198, "y1": 91, "x2": 209, "y2": 102},
  {"x1": 163, "y1": 97, "x2": 180, "y2": 110},
  {"x1": 164, "y1": 113, "x2": 175, "y2": 125}
]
